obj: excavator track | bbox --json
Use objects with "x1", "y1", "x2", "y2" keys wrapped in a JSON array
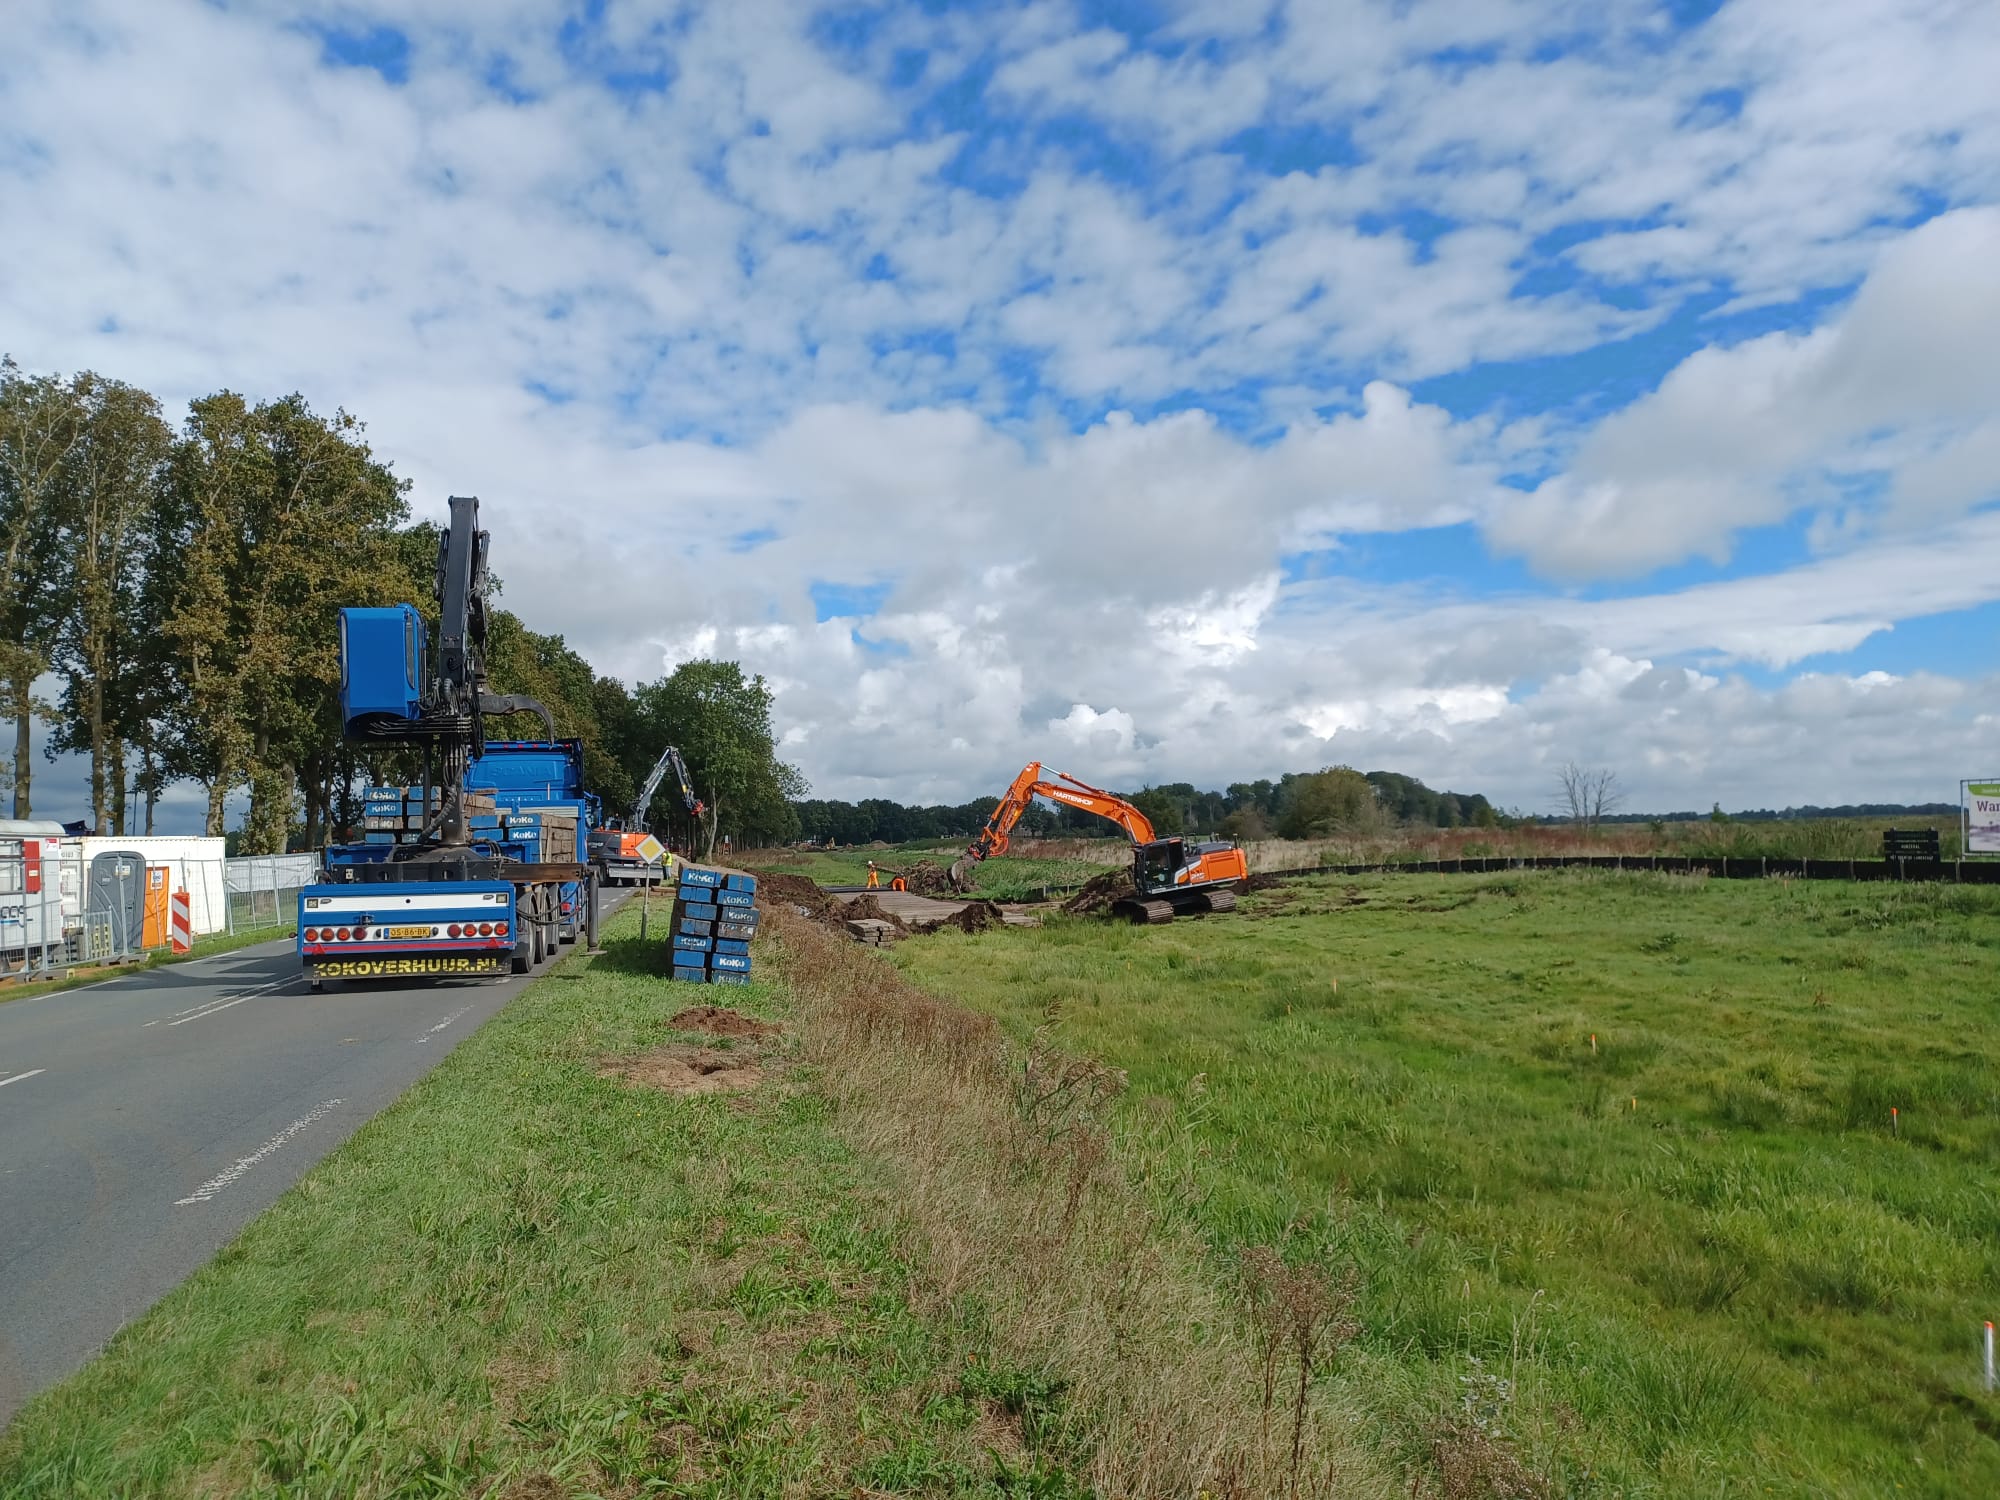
[
  {"x1": 1202, "y1": 888, "x2": 1238, "y2": 913},
  {"x1": 1114, "y1": 898, "x2": 1176, "y2": 925}
]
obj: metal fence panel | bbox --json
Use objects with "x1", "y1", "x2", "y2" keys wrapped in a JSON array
[{"x1": 223, "y1": 853, "x2": 321, "y2": 935}]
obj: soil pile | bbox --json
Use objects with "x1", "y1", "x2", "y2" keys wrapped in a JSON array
[
  {"x1": 842, "y1": 893, "x2": 909, "y2": 930},
  {"x1": 756, "y1": 873, "x2": 841, "y2": 924},
  {"x1": 899, "y1": 858, "x2": 955, "y2": 896},
  {"x1": 1062, "y1": 869, "x2": 1136, "y2": 916},
  {"x1": 599, "y1": 1045, "x2": 762, "y2": 1095},
  {"x1": 669, "y1": 1005, "x2": 781, "y2": 1039},
  {"x1": 915, "y1": 899, "x2": 1009, "y2": 935}
]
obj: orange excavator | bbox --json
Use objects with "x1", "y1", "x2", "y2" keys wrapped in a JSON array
[{"x1": 949, "y1": 762, "x2": 1250, "y2": 923}]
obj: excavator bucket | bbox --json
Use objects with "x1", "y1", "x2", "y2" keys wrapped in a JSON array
[{"x1": 947, "y1": 855, "x2": 976, "y2": 892}]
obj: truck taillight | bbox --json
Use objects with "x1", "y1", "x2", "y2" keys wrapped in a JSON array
[
  {"x1": 447, "y1": 924, "x2": 462, "y2": 937},
  {"x1": 494, "y1": 922, "x2": 509, "y2": 938},
  {"x1": 337, "y1": 927, "x2": 351, "y2": 940},
  {"x1": 303, "y1": 927, "x2": 318, "y2": 942},
  {"x1": 477, "y1": 922, "x2": 492, "y2": 936}
]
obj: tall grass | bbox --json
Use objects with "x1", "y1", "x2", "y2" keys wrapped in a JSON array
[{"x1": 769, "y1": 903, "x2": 1400, "y2": 1497}]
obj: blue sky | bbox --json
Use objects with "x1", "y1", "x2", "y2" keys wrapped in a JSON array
[{"x1": 4, "y1": 0, "x2": 1998, "y2": 824}]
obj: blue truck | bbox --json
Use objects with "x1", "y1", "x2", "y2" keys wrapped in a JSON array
[{"x1": 297, "y1": 497, "x2": 601, "y2": 989}]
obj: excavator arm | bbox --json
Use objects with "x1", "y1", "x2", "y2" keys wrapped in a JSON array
[
  {"x1": 633, "y1": 743, "x2": 705, "y2": 826},
  {"x1": 950, "y1": 763, "x2": 1158, "y2": 890}
]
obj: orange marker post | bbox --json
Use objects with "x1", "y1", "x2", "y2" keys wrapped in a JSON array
[{"x1": 1892, "y1": 1106, "x2": 1900, "y2": 1138}]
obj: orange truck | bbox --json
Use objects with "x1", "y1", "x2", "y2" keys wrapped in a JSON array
[{"x1": 950, "y1": 762, "x2": 1250, "y2": 923}]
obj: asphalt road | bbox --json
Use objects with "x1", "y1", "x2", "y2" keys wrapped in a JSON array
[{"x1": 0, "y1": 890, "x2": 630, "y2": 1429}]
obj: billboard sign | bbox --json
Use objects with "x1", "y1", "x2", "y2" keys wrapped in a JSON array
[{"x1": 1965, "y1": 781, "x2": 2000, "y2": 855}]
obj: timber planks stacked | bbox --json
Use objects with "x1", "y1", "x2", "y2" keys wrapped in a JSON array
[{"x1": 668, "y1": 866, "x2": 759, "y2": 985}]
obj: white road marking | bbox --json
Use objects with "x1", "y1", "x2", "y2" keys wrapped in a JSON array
[
  {"x1": 414, "y1": 1004, "x2": 472, "y2": 1044},
  {"x1": 174, "y1": 1098, "x2": 344, "y2": 1206},
  {"x1": 145, "y1": 976, "x2": 299, "y2": 1028},
  {"x1": 0, "y1": 1068, "x2": 47, "y2": 1089}
]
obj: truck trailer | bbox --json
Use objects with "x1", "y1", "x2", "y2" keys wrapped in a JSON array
[{"x1": 297, "y1": 496, "x2": 600, "y2": 989}]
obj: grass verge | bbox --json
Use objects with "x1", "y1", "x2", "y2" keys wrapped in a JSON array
[
  {"x1": 893, "y1": 870, "x2": 2000, "y2": 1498},
  {"x1": 1, "y1": 896, "x2": 1395, "y2": 1496}
]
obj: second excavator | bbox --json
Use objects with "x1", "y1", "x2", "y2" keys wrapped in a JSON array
[{"x1": 949, "y1": 762, "x2": 1250, "y2": 923}]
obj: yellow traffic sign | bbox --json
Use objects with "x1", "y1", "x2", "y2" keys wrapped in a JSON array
[{"x1": 633, "y1": 834, "x2": 667, "y2": 864}]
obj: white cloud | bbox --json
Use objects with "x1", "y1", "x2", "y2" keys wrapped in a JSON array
[
  {"x1": 1487, "y1": 206, "x2": 2000, "y2": 576},
  {"x1": 2, "y1": 0, "x2": 1997, "y2": 830}
]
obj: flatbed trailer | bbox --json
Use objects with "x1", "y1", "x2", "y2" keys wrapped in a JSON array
[{"x1": 299, "y1": 857, "x2": 593, "y2": 987}]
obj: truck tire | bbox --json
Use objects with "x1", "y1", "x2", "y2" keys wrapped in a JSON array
[{"x1": 511, "y1": 939, "x2": 531, "y2": 974}]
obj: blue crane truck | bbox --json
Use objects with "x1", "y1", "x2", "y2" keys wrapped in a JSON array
[{"x1": 297, "y1": 496, "x2": 601, "y2": 989}]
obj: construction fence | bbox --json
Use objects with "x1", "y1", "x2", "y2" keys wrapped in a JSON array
[{"x1": 0, "y1": 839, "x2": 324, "y2": 983}]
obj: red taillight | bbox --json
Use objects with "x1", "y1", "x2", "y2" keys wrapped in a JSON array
[
  {"x1": 337, "y1": 927, "x2": 351, "y2": 940},
  {"x1": 447, "y1": 924, "x2": 462, "y2": 938},
  {"x1": 303, "y1": 927, "x2": 318, "y2": 942},
  {"x1": 352, "y1": 927, "x2": 367, "y2": 942},
  {"x1": 494, "y1": 922, "x2": 509, "y2": 938},
  {"x1": 477, "y1": 922, "x2": 492, "y2": 936}
]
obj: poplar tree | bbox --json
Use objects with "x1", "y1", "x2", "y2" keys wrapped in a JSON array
[
  {"x1": 0, "y1": 360, "x2": 84, "y2": 818},
  {"x1": 45, "y1": 374, "x2": 172, "y2": 833}
]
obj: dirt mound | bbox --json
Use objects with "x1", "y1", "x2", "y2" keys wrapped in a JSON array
[
  {"x1": 842, "y1": 893, "x2": 909, "y2": 929},
  {"x1": 669, "y1": 1005, "x2": 781, "y2": 1039},
  {"x1": 755, "y1": 872, "x2": 841, "y2": 923},
  {"x1": 899, "y1": 858, "x2": 955, "y2": 896},
  {"x1": 599, "y1": 1045, "x2": 762, "y2": 1095},
  {"x1": 1062, "y1": 868, "x2": 1136, "y2": 916},
  {"x1": 915, "y1": 899, "x2": 1009, "y2": 935}
]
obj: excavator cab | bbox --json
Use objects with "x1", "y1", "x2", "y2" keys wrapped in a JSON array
[{"x1": 1133, "y1": 838, "x2": 1186, "y2": 895}]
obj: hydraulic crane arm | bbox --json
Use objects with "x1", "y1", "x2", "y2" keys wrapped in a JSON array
[
  {"x1": 337, "y1": 494, "x2": 554, "y2": 850},
  {"x1": 633, "y1": 743, "x2": 704, "y2": 826}
]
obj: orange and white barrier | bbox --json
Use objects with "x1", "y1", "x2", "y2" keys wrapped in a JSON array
[{"x1": 169, "y1": 890, "x2": 192, "y2": 954}]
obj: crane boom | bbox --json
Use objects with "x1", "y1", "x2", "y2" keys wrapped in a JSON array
[
  {"x1": 337, "y1": 494, "x2": 555, "y2": 849},
  {"x1": 632, "y1": 744, "x2": 704, "y2": 826}
]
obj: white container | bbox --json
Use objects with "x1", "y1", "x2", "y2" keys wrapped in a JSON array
[{"x1": 74, "y1": 836, "x2": 229, "y2": 937}]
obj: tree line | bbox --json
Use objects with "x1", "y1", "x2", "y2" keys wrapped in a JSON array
[
  {"x1": 794, "y1": 767, "x2": 1500, "y2": 846},
  {"x1": 0, "y1": 359, "x2": 801, "y2": 854}
]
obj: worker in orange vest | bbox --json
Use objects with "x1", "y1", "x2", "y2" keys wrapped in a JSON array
[{"x1": 866, "y1": 860, "x2": 880, "y2": 889}]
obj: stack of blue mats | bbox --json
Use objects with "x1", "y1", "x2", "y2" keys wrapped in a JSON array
[{"x1": 669, "y1": 866, "x2": 759, "y2": 985}]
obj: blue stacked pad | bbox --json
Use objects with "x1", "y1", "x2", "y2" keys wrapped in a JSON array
[{"x1": 673, "y1": 866, "x2": 758, "y2": 984}]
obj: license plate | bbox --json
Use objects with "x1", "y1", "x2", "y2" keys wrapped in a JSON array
[
  {"x1": 387, "y1": 925, "x2": 434, "y2": 939},
  {"x1": 314, "y1": 956, "x2": 508, "y2": 978}
]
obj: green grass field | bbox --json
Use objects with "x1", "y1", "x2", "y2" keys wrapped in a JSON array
[
  {"x1": 0, "y1": 908, "x2": 1092, "y2": 1497},
  {"x1": 893, "y1": 870, "x2": 2000, "y2": 1497}
]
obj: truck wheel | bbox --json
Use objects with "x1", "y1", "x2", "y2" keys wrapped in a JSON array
[{"x1": 511, "y1": 939, "x2": 531, "y2": 974}]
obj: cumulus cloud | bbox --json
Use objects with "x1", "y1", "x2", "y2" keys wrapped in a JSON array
[
  {"x1": 2, "y1": 0, "x2": 1997, "y2": 828},
  {"x1": 1488, "y1": 206, "x2": 2000, "y2": 576}
]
